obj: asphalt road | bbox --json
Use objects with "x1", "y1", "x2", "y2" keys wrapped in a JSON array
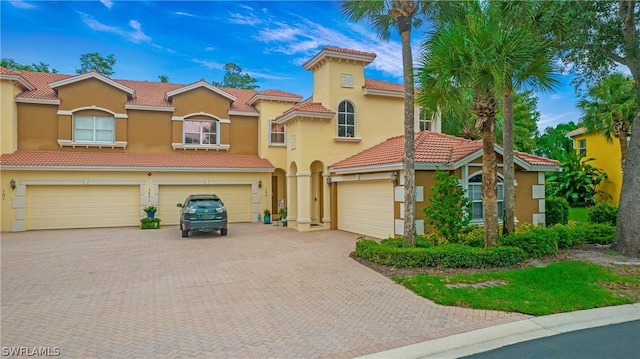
[{"x1": 463, "y1": 320, "x2": 640, "y2": 359}]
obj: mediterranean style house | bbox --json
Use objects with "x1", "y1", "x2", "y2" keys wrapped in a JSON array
[
  {"x1": 0, "y1": 47, "x2": 559, "y2": 237},
  {"x1": 567, "y1": 127, "x2": 624, "y2": 205}
]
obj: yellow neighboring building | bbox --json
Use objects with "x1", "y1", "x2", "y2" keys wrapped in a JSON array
[
  {"x1": 567, "y1": 127, "x2": 623, "y2": 205},
  {"x1": 1, "y1": 47, "x2": 558, "y2": 236}
]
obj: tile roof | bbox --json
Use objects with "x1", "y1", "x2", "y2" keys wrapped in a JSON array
[
  {"x1": 2, "y1": 69, "x2": 299, "y2": 114},
  {"x1": 322, "y1": 47, "x2": 377, "y2": 58},
  {"x1": 331, "y1": 131, "x2": 559, "y2": 170},
  {"x1": 276, "y1": 102, "x2": 335, "y2": 122},
  {"x1": 303, "y1": 47, "x2": 377, "y2": 69},
  {"x1": 363, "y1": 79, "x2": 404, "y2": 93},
  {"x1": 0, "y1": 150, "x2": 274, "y2": 170}
]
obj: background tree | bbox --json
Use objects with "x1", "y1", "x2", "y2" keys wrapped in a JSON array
[
  {"x1": 76, "y1": 52, "x2": 117, "y2": 76},
  {"x1": 158, "y1": 74, "x2": 169, "y2": 83},
  {"x1": 1, "y1": 58, "x2": 57, "y2": 73},
  {"x1": 533, "y1": 122, "x2": 578, "y2": 160},
  {"x1": 342, "y1": 0, "x2": 436, "y2": 247},
  {"x1": 577, "y1": 73, "x2": 637, "y2": 169},
  {"x1": 211, "y1": 62, "x2": 259, "y2": 90},
  {"x1": 546, "y1": 1, "x2": 640, "y2": 257},
  {"x1": 510, "y1": 91, "x2": 541, "y2": 154}
]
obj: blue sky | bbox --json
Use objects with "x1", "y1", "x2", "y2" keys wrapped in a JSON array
[{"x1": 1, "y1": 0, "x2": 580, "y2": 131}]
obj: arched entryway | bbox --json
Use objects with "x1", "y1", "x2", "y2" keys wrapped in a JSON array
[
  {"x1": 310, "y1": 160, "x2": 325, "y2": 225},
  {"x1": 271, "y1": 168, "x2": 287, "y2": 214}
]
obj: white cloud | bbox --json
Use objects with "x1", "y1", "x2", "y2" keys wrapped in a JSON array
[
  {"x1": 204, "y1": 47, "x2": 215, "y2": 52},
  {"x1": 192, "y1": 59, "x2": 224, "y2": 69},
  {"x1": 174, "y1": 11, "x2": 195, "y2": 17},
  {"x1": 550, "y1": 94, "x2": 564, "y2": 101},
  {"x1": 246, "y1": 71, "x2": 293, "y2": 81},
  {"x1": 254, "y1": 16, "x2": 407, "y2": 79},
  {"x1": 8, "y1": 0, "x2": 37, "y2": 9},
  {"x1": 229, "y1": 12, "x2": 262, "y2": 26},
  {"x1": 80, "y1": 13, "x2": 151, "y2": 44},
  {"x1": 538, "y1": 111, "x2": 577, "y2": 129},
  {"x1": 100, "y1": 0, "x2": 113, "y2": 9}
]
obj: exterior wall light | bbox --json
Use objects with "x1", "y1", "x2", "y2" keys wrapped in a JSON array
[
  {"x1": 326, "y1": 177, "x2": 332, "y2": 186},
  {"x1": 258, "y1": 180, "x2": 263, "y2": 188},
  {"x1": 10, "y1": 179, "x2": 16, "y2": 190},
  {"x1": 391, "y1": 172, "x2": 398, "y2": 186}
]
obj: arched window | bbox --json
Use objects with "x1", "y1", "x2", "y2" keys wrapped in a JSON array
[
  {"x1": 337, "y1": 101, "x2": 355, "y2": 138},
  {"x1": 74, "y1": 115, "x2": 114, "y2": 143},
  {"x1": 468, "y1": 173, "x2": 504, "y2": 221}
]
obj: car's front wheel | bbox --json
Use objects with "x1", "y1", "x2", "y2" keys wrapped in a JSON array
[
  {"x1": 181, "y1": 229, "x2": 189, "y2": 238},
  {"x1": 220, "y1": 228, "x2": 228, "y2": 236}
]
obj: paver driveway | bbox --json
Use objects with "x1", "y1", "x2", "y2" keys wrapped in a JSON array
[{"x1": 1, "y1": 224, "x2": 529, "y2": 358}]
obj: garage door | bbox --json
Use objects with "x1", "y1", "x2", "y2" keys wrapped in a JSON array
[
  {"x1": 27, "y1": 185, "x2": 140, "y2": 230},
  {"x1": 158, "y1": 185, "x2": 251, "y2": 225},
  {"x1": 337, "y1": 180, "x2": 394, "y2": 239}
]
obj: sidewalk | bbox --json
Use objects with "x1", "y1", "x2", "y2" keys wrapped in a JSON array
[{"x1": 356, "y1": 303, "x2": 640, "y2": 359}]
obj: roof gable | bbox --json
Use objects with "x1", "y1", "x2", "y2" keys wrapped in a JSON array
[
  {"x1": 303, "y1": 47, "x2": 377, "y2": 70},
  {"x1": 49, "y1": 71, "x2": 135, "y2": 96},
  {"x1": 165, "y1": 80, "x2": 236, "y2": 102}
]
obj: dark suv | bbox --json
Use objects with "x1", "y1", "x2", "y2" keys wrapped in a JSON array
[{"x1": 177, "y1": 194, "x2": 228, "y2": 237}]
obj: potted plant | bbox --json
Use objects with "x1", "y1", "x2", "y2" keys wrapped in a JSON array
[
  {"x1": 263, "y1": 209, "x2": 271, "y2": 224},
  {"x1": 278, "y1": 208, "x2": 288, "y2": 227},
  {"x1": 143, "y1": 205, "x2": 157, "y2": 219}
]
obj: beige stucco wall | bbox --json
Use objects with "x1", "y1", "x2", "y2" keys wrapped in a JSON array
[
  {"x1": 0, "y1": 169, "x2": 274, "y2": 232},
  {"x1": 1, "y1": 81, "x2": 20, "y2": 154},
  {"x1": 17, "y1": 103, "x2": 59, "y2": 150},
  {"x1": 57, "y1": 79, "x2": 128, "y2": 113},
  {"x1": 255, "y1": 100, "x2": 296, "y2": 170}
]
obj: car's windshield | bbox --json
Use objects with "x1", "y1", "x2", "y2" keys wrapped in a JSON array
[{"x1": 188, "y1": 199, "x2": 222, "y2": 209}]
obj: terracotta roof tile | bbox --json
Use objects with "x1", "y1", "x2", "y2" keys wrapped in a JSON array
[
  {"x1": 363, "y1": 78, "x2": 404, "y2": 93},
  {"x1": 256, "y1": 89, "x2": 302, "y2": 99},
  {"x1": 4, "y1": 70, "x2": 299, "y2": 114},
  {"x1": 276, "y1": 102, "x2": 334, "y2": 121},
  {"x1": 331, "y1": 131, "x2": 559, "y2": 169},
  {"x1": 0, "y1": 150, "x2": 274, "y2": 169},
  {"x1": 322, "y1": 47, "x2": 377, "y2": 58}
]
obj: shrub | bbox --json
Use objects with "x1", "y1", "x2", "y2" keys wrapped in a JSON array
[
  {"x1": 416, "y1": 232, "x2": 447, "y2": 247},
  {"x1": 354, "y1": 239, "x2": 527, "y2": 268},
  {"x1": 581, "y1": 223, "x2": 616, "y2": 245},
  {"x1": 423, "y1": 168, "x2": 471, "y2": 242},
  {"x1": 549, "y1": 224, "x2": 585, "y2": 249},
  {"x1": 459, "y1": 225, "x2": 485, "y2": 247},
  {"x1": 545, "y1": 197, "x2": 569, "y2": 226},
  {"x1": 588, "y1": 202, "x2": 618, "y2": 226},
  {"x1": 500, "y1": 227, "x2": 558, "y2": 258}
]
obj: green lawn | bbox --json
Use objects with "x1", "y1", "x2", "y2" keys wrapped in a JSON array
[
  {"x1": 569, "y1": 207, "x2": 590, "y2": 223},
  {"x1": 395, "y1": 261, "x2": 639, "y2": 316}
]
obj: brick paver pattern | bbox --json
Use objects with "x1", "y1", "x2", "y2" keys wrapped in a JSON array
[{"x1": 1, "y1": 225, "x2": 529, "y2": 358}]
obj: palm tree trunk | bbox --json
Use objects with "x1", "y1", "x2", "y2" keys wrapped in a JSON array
[
  {"x1": 503, "y1": 87, "x2": 515, "y2": 234},
  {"x1": 618, "y1": 129, "x2": 629, "y2": 170},
  {"x1": 400, "y1": 27, "x2": 416, "y2": 247}
]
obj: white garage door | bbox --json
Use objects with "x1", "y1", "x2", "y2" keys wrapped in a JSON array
[
  {"x1": 337, "y1": 180, "x2": 394, "y2": 239},
  {"x1": 27, "y1": 185, "x2": 140, "y2": 230},
  {"x1": 158, "y1": 185, "x2": 251, "y2": 225}
]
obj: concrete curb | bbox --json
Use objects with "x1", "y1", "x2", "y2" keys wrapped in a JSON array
[{"x1": 356, "y1": 303, "x2": 640, "y2": 359}]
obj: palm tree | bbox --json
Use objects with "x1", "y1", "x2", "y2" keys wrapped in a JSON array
[
  {"x1": 419, "y1": 0, "x2": 557, "y2": 245},
  {"x1": 578, "y1": 73, "x2": 637, "y2": 170},
  {"x1": 341, "y1": 0, "x2": 435, "y2": 247},
  {"x1": 493, "y1": 1, "x2": 559, "y2": 235}
]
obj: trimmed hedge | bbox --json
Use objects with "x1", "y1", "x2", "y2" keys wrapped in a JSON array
[
  {"x1": 500, "y1": 228, "x2": 559, "y2": 258},
  {"x1": 581, "y1": 223, "x2": 616, "y2": 245},
  {"x1": 546, "y1": 197, "x2": 569, "y2": 226},
  {"x1": 354, "y1": 239, "x2": 527, "y2": 268}
]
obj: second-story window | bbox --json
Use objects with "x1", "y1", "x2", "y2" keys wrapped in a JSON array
[
  {"x1": 269, "y1": 120, "x2": 285, "y2": 145},
  {"x1": 578, "y1": 139, "x2": 587, "y2": 156},
  {"x1": 74, "y1": 115, "x2": 114, "y2": 142},
  {"x1": 418, "y1": 109, "x2": 432, "y2": 131},
  {"x1": 337, "y1": 101, "x2": 355, "y2": 138},
  {"x1": 184, "y1": 120, "x2": 217, "y2": 145}
]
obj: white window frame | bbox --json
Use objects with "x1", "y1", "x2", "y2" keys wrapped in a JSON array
[
  {"x1": 183, "y1": 119, "x2": 219, "y2": 145},
  {"x1": 73, "y1": 115, "x2": 115, "y2": 143},
  {"x1": 578, "y1": 138, "x2": 586, "y2": 156},
  {"x1": 467, "y1": 172, "x2": 504, "y2": 222},
  {"x1": 268, "y1": 120, "x2": 286, "y2": 146},
  {"x1": 416, "y1": 107, "x2": 432, "y2": 131},
  {"x1": 337, "y1": 100, "x2": 356, "y2": 138}
]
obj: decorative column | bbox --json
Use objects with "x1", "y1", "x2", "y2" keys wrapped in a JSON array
[{"x1": 296, "y1": 171, "x2": 312, "y2": 231}]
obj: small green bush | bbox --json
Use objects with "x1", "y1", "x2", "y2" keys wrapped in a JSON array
[
  {"x1": 500, "y1": 227, "x2": 558, "y2": 258},
  {"x1": 354, "y1": 239, "x2": 527, "y2": 268},
  {"x1": 549, "y1": 224, "x2": 585, "y2": 249},
  {"x1": 588, "y1": 202, "x2": 618, "y2": 226},
  {"x1": 459, "y1": 225, "x2": 485, "y2": 247},
  {"x1": 546, "y1": 197, "x2": 569, "y2": 226},
  {"x1": 581, "y1": 223, "x2": 616, "y2": 245},
  {"x1": 423, "y1": 168, "x2": 472, "y2": 242}
]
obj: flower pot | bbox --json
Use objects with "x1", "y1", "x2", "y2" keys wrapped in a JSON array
[
  {"x1": 146, "y1": 212, "x2": 155, "y2": 219},
  {"x1": 264, "y1": 214, "x2": 271, "y2": 224}
]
